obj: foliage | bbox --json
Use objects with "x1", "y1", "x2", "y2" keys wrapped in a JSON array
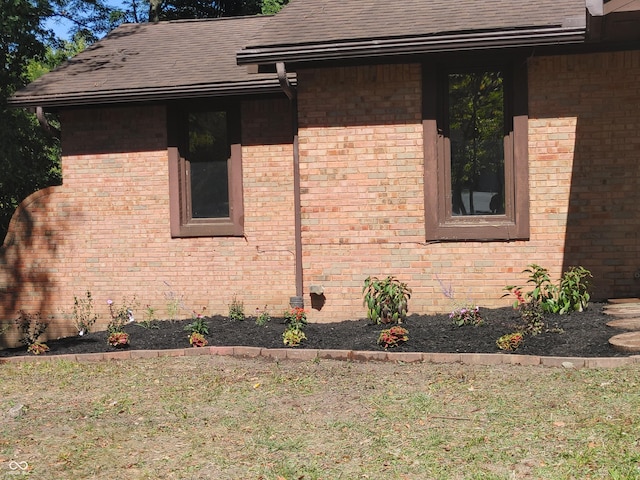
[
  {"x1": 107, "y1": 331, "x2": 129, "y2": 348},
  {"x1": 14, "y1": 310, "x2": 48, "y2": 347},
  {"x1": 377, "y1": 326, "x2": 409, "y2": 349},
  {"x1": 255, "y1": 306, "x2": 271, "y2": 326},
  {"x1": 188, "y1": 332, "x2": 208, "y2": 348},
  {"x1": 284, "y1": 307, "x2": 307, "y2": 329},
  {"x1": 184, "y1": 310, "x2": 209, "y2": 335},
  {"x1": 228, "y1": 296, "x2": 245, "y2": 321},
  {"x1": 496, "y1": 332, "x2": 524, "y2": 351},
  {"x1": 450, "y1": 305, "x2": 483, "y2": 327},
  {"x1": 27, "y1": 342, "x2": 49, "y2": 355},
  {"x1": 261, "y1": 0, "x2": 288, "y2": 14},
  {"x1": 504, "y1": 264, "x2": 592, "y2": 320},
  {"x1": 138, "y1": 304, "x2": 159, "y2": 329},
  {"x1": 282, "y1": 307, "x2": 307, "y2": 347},
  {"x1": 72, "y1": 290, "x2": 98, "y2": 335},
  {"x1": 106, "y1": 297, "x2": 136, "y2": 334},
  {"x1": 557, "y1": 266, "x2": 592, "y2": 313},
  {"x1": 282, "y1": 327, "x2": 306, "y2": 347},
  {"x1": 363, "y1": 276, "x2": 411, "y2": 324}
]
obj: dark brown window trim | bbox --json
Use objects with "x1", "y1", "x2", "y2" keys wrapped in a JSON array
[
  {"x1": 423, "y1": 59, "x2": 529, "y2": 241},
  {"x1": 168, "y1": 102, "x2": 244, "y2": 238}
]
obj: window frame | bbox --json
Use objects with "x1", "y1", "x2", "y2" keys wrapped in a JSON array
[
  {"x1": 423, "y1": 58, "x2": 529, "y2": 241},
  {"x1": 168, "y1": 101, "x2": 244, "y2": 238}
]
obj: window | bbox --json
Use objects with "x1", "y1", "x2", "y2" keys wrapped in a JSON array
[
  {"x1": 423, "y1": 59, "x2": 529, "y2": 241},
  {"x1": 168, "y1": 103, "x2": 243, "y2": 237}
]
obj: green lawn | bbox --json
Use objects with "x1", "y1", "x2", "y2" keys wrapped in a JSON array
[{"x1": 1, "y1": 356, "x2": 639, "y2": 479}]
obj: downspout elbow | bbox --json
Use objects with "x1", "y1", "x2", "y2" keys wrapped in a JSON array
[{"x1": 276, "y1": 62, "x2": 296, "y2": 101}]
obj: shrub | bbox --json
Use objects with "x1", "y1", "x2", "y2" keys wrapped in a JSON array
[
  {"x1": 188, "y1": 332, "x2": 208, "y2": 347},
  {"x1": 138, "y1": 304, "x2": 159, "y2": 329},
  {"x1": 557, "y1": 266, "x2": 592, "y2": 313},
  {"x1": 496, "y1": 332, "x2": 524, "y2": 351},
  {"x1": 450, "y1": 306, "x2": 483, "y2": 327},
  {"x1": 107, "y1": 297, "x2": 136, "y2": 334},
  {"x1": 14, "y1": 310, "x2": 48, "y2": 348},
  {"x1": 284, "y1": 307, "x2": 307, "y2": 330},
  {"x1": 72, "y1": 290, "x2": 98, "y2": 335},
  {"x1": 377, "y1": 326, "x2": 409, "y2": 349},
  {"x1": 255, "y1": 306, "x2": 271, "y2": 326},
  {"x1": 283, "y1": 327, "x2": 306, "y2": 347},
  {"x1": 363, "y1": 276, "x2": 411, "y2": 324},
  {"x1": 504, "y1": 264, "x2": 592, "y2": 316},
  {"x1": 229, "y1": 296, "x2": 245, "y2": 321},
  {"x1": 184, "y1": 310, "x2": 209, "y2": 335}
]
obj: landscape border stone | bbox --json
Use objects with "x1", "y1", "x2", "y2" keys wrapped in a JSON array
[{"x1": 1, "y1": 347, "x2": 639, "y2": 368}]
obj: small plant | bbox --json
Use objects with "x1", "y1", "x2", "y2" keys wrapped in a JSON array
[
  {"x1": 450, "y1": 305, "x2": 483, "y2": 327},
  {"x1": 164, "y1": 282, "x2": 185, "y2": 321},
  {"x1": 284, "y1": 307, "x2": 307, "y2": 330},
  {"x1": 377, "y1": 326, "x2": 409, "y2": 349},
  {"x1": 229, "y1": 296, "x2": 245, "y2": 321},
  {"x1": 14, "y1": 310, "x2": 48, "y2": 348},
  {"x1": 184, "y1": 309, "x2": 209, "y2": 335},
  {"x1": 137, "y1": 304, "x2": 159, "y2": 329},
  {"x1": 27, "y1": 342, "x2": 50, "y2": 355},
  {"x1": 255, "y1": 306, "x2": 271, "y2": 326},
  {"x1": 107, "y1": 331, "x2": 130, "y2": 348},
  {"x1": 283, "y1": 327, "x2": 306, "y2": 347},
  {"x1": 107, "y1": 298, "x2": 135, "y2": 334},
  {"x1": 72, "y1": 290, "x2": 98, "y2": 335},
  {"x1": 557, "y1": 266, "x2": 592, "y2": 313},
  {"x1": 363, "y1": 275, "x2": 411, "y2": 324},
  {"x1": 188, "y1": 332, "x2": 208, "y2": 347},
  {"x1": 496, "y1": 332, "x2": 524, "y2": 351}
]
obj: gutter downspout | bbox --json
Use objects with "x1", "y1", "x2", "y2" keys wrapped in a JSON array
[{"x1": 277, "y1": 62, "x2": 304, "y2": 308}]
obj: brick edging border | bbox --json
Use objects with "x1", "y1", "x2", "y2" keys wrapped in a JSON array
[{"x1": 1, "y1": 346, "x2": 639, "y2": 368}]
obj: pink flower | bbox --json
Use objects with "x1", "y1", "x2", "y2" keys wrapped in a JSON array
[{"x1": 107, "y1": 299, "x2": 113, "y2": 305}]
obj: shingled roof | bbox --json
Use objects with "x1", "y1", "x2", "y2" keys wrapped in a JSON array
[
  {"x1": 9, "y1": 16, "x2": 286, "y2": 108},
  {"x1": 237, "y1": 0, "x2": 591, "y2": 65}
]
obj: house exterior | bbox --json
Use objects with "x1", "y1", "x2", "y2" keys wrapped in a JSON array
[{"x1": 3, "y1": 0, "x2": 640, "y2": 347}]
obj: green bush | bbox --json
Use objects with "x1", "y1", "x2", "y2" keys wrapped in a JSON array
[{"x1": 363, "y1": 276, "x2": 411, "y2": 324}]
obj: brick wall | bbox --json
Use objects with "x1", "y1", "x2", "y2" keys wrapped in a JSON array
[
  {"x1": 0, "y1": 99, "x2": 296, "y2": 347},
  {"x1": 2, "y1": 50, "x2": 639, "y2": 345},
  {"x1": 298, "y1": 52, "x2": 640, "y2": 322}
]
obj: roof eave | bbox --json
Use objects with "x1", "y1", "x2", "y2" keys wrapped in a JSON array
[
  {"x1": 237, "y1": 26, "x2": 587, "y2": 66},
  {"x1": 8, "y1": 79, "x2": 289, "y2": 109}
]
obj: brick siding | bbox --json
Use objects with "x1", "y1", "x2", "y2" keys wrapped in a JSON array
[{"x1": 2, "y1": 50, "x2": 639, "y2": 347}]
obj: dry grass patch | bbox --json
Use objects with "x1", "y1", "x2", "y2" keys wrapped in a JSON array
[{"x1": 1, "y1": 357, "x2": 639, "y2": 479}]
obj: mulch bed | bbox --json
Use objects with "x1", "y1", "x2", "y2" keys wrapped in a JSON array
[{"x1": 0, "y1": 302, "x2": 629, "y2": 358}]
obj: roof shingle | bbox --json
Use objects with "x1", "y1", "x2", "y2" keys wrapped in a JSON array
[{"x1": 10, "y1": 16, "x2": 283, "y2": 108}]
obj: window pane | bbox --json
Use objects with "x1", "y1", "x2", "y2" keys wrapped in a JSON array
[
  {"x1": 448, "y1": 71, "x2": 505, "y2": 216},
  {"x1": 188, "y1": 111, "x2": 230, "y2": 218}
]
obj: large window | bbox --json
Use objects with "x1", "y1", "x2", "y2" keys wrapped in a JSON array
[
  {"x1": 423, "y1": 60, "x2": 529, "y2": 241},
  {"x1": 168, "y1": 103, "x2": 243, "y2": 237}
]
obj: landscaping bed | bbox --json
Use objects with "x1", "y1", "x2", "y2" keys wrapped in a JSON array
[{"x1": 0, "y1": 303, "x2": 627, "y2": 358}]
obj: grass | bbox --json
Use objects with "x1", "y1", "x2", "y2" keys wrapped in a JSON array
[{"x1": 1, "y1": 356, "x2": 639, "y2": 479}]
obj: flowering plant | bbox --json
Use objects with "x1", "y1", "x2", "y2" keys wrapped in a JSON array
[
  {"x1": 284, "y1": 307, "x2": 307, "y2": 329},
  {"x1": 496, "y1": 332, "x2": 524, "y2": 351},
  {"x1": 377, "y1": 326, "x2": 409, "y2": 349},
  {"x1": 184, "y1": 309, "x2": 209, "y2": 335},
  {"x1": 450, "y1": 306, "x2": 483, "y2": 327},
  {"x1": 188, "y1": 332, "x2": 208, "y2": 347},
  {"x1": 107, "y1": 331, "x2": 130, "y2": 348},
  {"x1": 27, "y1": 342, "x2": 49, "y2": 355}
]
